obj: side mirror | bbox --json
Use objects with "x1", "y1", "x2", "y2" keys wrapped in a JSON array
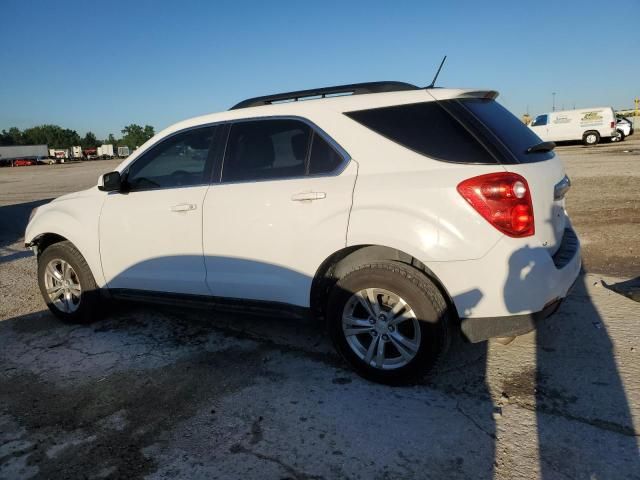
[{"x1": 98, "y1": 171, "x2": 122, "y2": 192}]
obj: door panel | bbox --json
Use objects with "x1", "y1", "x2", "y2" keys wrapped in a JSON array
[
  {"x1": 99, "y1": 125, "x2": 217, "y2": 294},
  {"x1": 100, "y1": 186, "x2": 210, "y2": 294},
  {"x1": 202, "y1": 161, "x2": 357, "y2": 306}
]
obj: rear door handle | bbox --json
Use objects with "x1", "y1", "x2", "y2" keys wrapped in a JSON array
[
  {"x1": 291, "y1": 192, "x2": 326, "y2": 202},
  {"x1": 170, "y1": 203, "x2": 197, "y2": 212}
]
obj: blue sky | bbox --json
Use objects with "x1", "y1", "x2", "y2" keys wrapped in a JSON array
[{"x1": 1, "y1": 0, "x2": 638, "y2": 138}]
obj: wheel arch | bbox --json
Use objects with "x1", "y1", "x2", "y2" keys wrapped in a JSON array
[
  {"x1": 310, "y1": 244, "x2": 457, "y2": 322},
  {"x1": 28, "y1": 232, "x2": 68, "y2": 257}
]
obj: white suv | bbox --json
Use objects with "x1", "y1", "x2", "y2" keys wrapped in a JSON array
[{"x1": 25, "y1": 82, "x2": 581, "y2": 384}]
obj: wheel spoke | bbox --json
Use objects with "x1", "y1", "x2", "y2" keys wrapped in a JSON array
[
  {"x1": 374, "y1": 336, "x2": 386, "y2": 367},
  {"x1": 343, "y1": 315, "x2": 374, "y2": 336},
  {"x1": 61, "y1": 294, "x2": 70, "y2": 312},
  {"x1": 62, "y1": 262, "x2": 71, "y2": 281},
  {"x1": 389, "y1": 331, "x2": 419, "y2": 356},
  {"x1": 364, "y1": 336, "x2": 379, "y2": 365},
  {"x1": 388, "y1": 309, "x2": 414, "y2": 327},
  {"x1": 388, "y1": 297, "x2": 408, "y2": 318},
  {"x1": 355, "y1": 291, "x2": 377, "y2": 319},
  {"x1": 69, "y1": 286, "x2": 82, "y2": 297},
  {"x1": 46, "y1": 263, "x2": 63, "y2": 281},
  {"x1": 365, "y1": 288, "x2": 381, "y2": 316},
  {"x1": 344, "y1": 327, "x2": 374, "y2": 337},
  {"x1": 343, "y1": 315, "x2": 372, "y2": 328},
  {"x1": 49, "y1": 287, "x2": 65, "y2": 300}
]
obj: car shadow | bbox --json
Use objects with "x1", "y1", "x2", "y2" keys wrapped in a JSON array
[
  {"x1": 0, "y1": 199, "x2": 53, "y2": 260},
  {"x1": 1, "y1": 249, "x2": 637, "y2": 478},
  {"x1": 502, "y1": 242, "x2": 639, "y2": 478}
]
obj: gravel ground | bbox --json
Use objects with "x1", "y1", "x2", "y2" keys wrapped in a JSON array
[{"x1": 0, "y1": 142, "x2": 638, "y2": 480}]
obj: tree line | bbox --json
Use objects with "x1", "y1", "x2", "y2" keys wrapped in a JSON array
[{"x1": 0, "y1": 124, "x2": 155, "y2": 150}]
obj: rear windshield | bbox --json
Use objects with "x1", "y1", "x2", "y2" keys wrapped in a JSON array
[{"x1": 345, "y1": 99, "x2": 554, "y2": 164}]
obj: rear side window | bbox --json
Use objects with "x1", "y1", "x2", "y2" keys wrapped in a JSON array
[
  {"x1": 345, "y1": 101, "x2": 497, "y2": 164},
  {"x1": 308, "y1": 133, "x2": 343, "y2": 175},
  {"x1": 222, "y1": 119, "x2": 311, "y2": 182}
]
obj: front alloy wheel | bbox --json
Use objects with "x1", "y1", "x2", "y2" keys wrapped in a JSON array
[
  {"x1": 38, "y1": 240, "x2": 100, "y2": 323},
  {"x1": 43, "y1": 258, "x2": 82, "y2": 313}
]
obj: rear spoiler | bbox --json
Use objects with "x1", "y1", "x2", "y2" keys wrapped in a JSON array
[
  {"x1": 454, "y1": 90, "x2": 499, "y2": 100},
  {"x1": 426, "y1": 89, "x2": 500, "y2": 103}
]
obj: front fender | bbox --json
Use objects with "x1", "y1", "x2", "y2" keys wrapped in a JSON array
[{"x1": 25, "y1": 196, "x2": 106, "y2": 288}]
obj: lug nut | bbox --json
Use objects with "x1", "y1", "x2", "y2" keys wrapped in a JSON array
[
  {"x1": 382, "y1": 334, "x2": 389, "y2": 341},
  {"x1": 369, "y1": 318, "x2": 376, "y2": 325},
  {"x1": 387, "y1": 325, "x2": 394, "y2": 332},
  {"x1": 371, "y1": 331, "x2": 378, "y2": 337}
]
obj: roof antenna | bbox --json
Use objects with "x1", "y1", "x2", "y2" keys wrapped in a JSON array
[{"x1": 426, "y1": 55, "x2": 447, "y2": 89}]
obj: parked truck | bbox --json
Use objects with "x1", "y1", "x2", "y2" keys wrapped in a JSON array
[
  {"x1": 117, "y1": 146, "x2": 130, "y2": 158},
  {"x1": 97, "y1": 144, "x2": 114, "y2": 159},
  {"x1": 0, "y1": 145, "x2": 50, "y2": 166},
  {"x1": 48, "y1": 149, "x2": 69, "y2": 162},
  {"x1": 70, "y1": 146, "x2": 83, "y2": 160},
  {"x1": 529, "y1": 107, "x2": 617, "y2": 146},
  {"x1": 83, "y1": 147, "x2": 98, "y2": 160}
]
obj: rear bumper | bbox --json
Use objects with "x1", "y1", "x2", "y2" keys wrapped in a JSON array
[
  {"x1": 458, "y1": 227, "x2": 581, "y2": 342},
  {"x1": 424, "y1": 225, "x2": 581, "y2": 341},
  {"x1": 460, "y1": 297, "x2": 563, "y2": 343}
]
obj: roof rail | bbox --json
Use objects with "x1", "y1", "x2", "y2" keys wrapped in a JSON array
[{"x1": 229, "y1": 81, "x2": 419, "y2": 110}]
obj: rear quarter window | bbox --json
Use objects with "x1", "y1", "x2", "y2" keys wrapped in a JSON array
[
  {"x1": 346, "y1": 99, "x2": 554, "y2": 165},
  {"x1": 345, "y1": 101, "x2": 497, "y2": 164}
]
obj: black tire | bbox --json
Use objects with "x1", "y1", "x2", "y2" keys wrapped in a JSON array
[
  {"x1": 327, "y1": 261, "x2": 451, "y2": 385},
  {"x1": 582, "y1": 131, "x2": 600, "y2": 146},
  {"x1": 617, "y1": 130, "x2": 626, "y2": 141},
  {"x1": 37, "y1": 241, "x2": 100, "y2": 323}
]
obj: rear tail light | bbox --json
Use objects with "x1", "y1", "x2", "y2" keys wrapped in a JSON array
[
  {"x1": 457, "y1": 172, "x2": 535, "y2": 237},
  {"x1": 611, "y1": 121, "x2": 615, "y2": 128}
]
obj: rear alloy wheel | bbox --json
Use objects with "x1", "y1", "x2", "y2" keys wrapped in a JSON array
[
  {"x1": 38, "y1": 241, "x2": 100, "y2": 323},
  {"x1": 342, "y1": 288, "x2": 421, "y2": 370},
  {"x1": 327, "y1": 262, "x2": 450, "y2": 384},
  {"x1": 583, "y1": 131, "x2": 600, "y2": 146},
  {"x1": 616, "y1": 130, "x2": 625, "y2": 142}
]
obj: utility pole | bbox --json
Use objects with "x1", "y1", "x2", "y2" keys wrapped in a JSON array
[{"x1": 552, "y1": 92, "x2": 556, "y2": 112}]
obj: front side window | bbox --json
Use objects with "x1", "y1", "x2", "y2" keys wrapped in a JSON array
[
  {"x1": 222, "y1": 119, "x2": 311, "y2": 182},
  {"x1": 531, "y1": 114, "x2": 548, "y2": 127},
  {"x1": 126, "y1": 126, "x2": 216, "y2": 190}
]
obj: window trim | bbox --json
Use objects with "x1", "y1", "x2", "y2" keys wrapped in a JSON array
[
  {"x1": 122, "y1": 124, "x2": 220, "y2": 193},
  {"x1": 216, "y1": 115, "x2": 351, "y2": 185}
]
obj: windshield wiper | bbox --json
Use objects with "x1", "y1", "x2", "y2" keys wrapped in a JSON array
[{"x1": 526, "y1": 141, "x2": 556, "y2": 153}]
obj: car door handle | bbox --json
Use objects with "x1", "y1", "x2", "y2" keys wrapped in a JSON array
[
  {"x1": 291, "y1": 192, "x2": 326, "y2": 202},
  {"x1": 170, "y1": 203, "x2": 197, "y2": 212}
]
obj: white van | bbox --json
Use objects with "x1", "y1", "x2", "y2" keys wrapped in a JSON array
[{"x1": 529, "y1": 107, "x2": 617, "y2": 145}]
